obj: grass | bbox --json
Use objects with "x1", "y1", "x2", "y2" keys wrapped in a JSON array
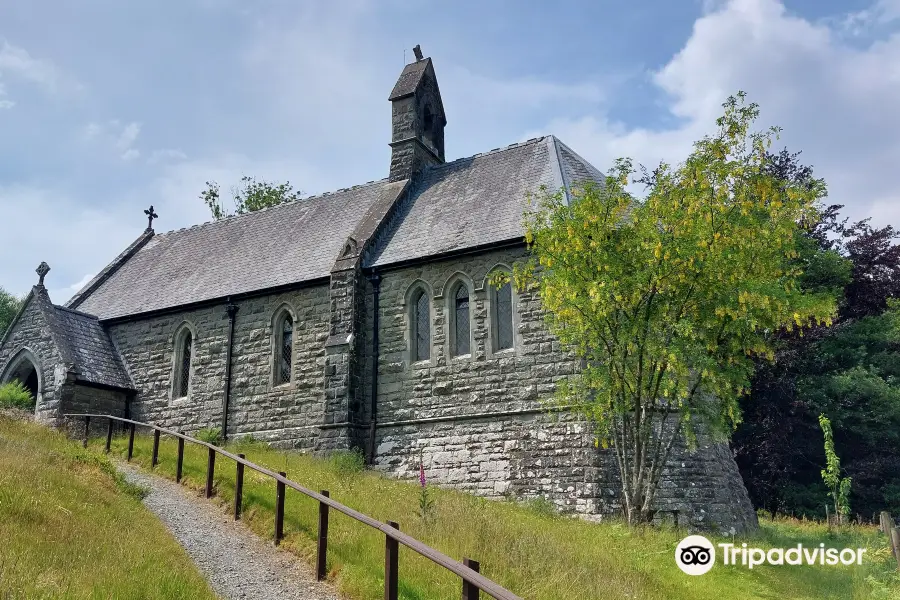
[
  {"x1": 103, "y1": 430, "x2": 900, "y2": 600},
  {"x1": 0, "y1": 413, "x2": 218, "y2": 600}
]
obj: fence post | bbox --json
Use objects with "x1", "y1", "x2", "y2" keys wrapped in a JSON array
[
  {"x1": 881, "y1": 511, "x2": 893, "y2": 534},
  {"x1": 105, "y1": 418, "x2": 114, "y2": 453},
  {"x1": 317, "y1": 490, "x2": 330, "y2": 581},
  {"x1": 205, "y1": 447, "x2": 216, "y2": 498},
  {"x1": 462, "y1": 557, "x2": 481, "y2": 600},
  {"x1": 151, "y1": 429, "x2": 161, "y2": 468},
  {"x1": 176, "y1": 437, "x2": 184, "y2": 483},
  {"x1": 385, "y1": 521, "x2": 399, "y2": 600},
  {"x1": 892, "y1": 527, "x2": 900, "y2": 569},
  {"x1": 82, "y1": 416, "x2": 90, "y2": 448},
  {"x1": 274, "y1": 472, "x2": 286, "y2": 545},
  {"x1": 127, "y1": 422, "x2": 135, "y2": 461},
  {"x1": 234, "y1": 454, "x2": 245, "y2": 521}
]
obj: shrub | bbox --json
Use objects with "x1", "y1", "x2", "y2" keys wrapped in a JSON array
[
  {"x1": 195, "y1": 427, "x2": 223, "y2": 445},
  {"x1": 329, "y1": 448, "x2": 365, "y2": 491},
  {"x1": 0, "y1": 381, "x2": 34, "y2": 410}
]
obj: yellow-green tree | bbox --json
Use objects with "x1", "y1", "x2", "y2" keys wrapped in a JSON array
[{"x1": 510, "y1": 93, "x2": 837, "y2": 525}]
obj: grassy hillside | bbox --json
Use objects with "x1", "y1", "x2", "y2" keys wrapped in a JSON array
[
  {"x1": 0, "y1": 413, "x2": 218, "y2": 600},
  {"x1": 106, "y1": 430, "x2": 900, "y2": 600}
]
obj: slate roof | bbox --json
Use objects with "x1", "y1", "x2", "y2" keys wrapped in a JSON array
[
  {"x1": 50, "y1": 305, "x2": 134, "y2": 390},
  {"x1": 367, "y1": 135, "x2": 602, "y2": 268},
  {"x1": 71, "y1": 180, "x2": 406, "y2": 320},
  {"x1": 68, "y1": 135, "x2": 603, "y2": 321},
  {"x1": 389, "y1": 58, "x2": 430, "y2": 100}
]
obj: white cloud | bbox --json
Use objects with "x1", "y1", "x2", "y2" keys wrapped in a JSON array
[
  {"x1": 49, "y1": 272, "x2": 95, "y2": 304},
  {"x1": 0, "y1": 184, "x2": 141, "y2": 299},
  {"x1": 531, "y1": 0, "x2": 900, "y2": 228},
  {"x1": 0, "y1": 40, "x2": 63, "y2": 90},
  {"x1": 83, "y1": 119, "x2": 143, "y2": 161},
  {"x1": 148, "y1": 149, "x2": 188, "y2": 164},
  {"x1": 0, "y1": 81, "x2": 12, "y2": 109},
  {"x1": 0, "y1": 39, "x2": 81, "y2": 107}
]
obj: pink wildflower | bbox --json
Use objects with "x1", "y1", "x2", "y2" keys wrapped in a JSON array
[{"x1": 419, "y1": 459, "x2": 426, "y2": 488}]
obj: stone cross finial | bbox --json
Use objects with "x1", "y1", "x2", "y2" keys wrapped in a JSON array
[
  {"x1": 36, "y1": 262, "x2": 50, "y2": 286},
  {"x1": 144, "y1": 205, "x2": 158, "y2": 232},
  {"x1": 413, "y1": 45, "x2": 423, "y2": 61}
]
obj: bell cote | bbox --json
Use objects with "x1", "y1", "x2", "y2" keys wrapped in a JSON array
[{"x1": 388, "y1": 45, "x2": 447, "y2": 182}]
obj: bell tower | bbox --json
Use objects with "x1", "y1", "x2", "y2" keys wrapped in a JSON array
[{"x1": 388, "y1": 45, "x2": 447, "y2": 182}]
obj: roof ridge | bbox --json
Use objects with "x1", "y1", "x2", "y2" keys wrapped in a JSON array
[
  {"x1": 427, "y1": 136, "x2": 548, "y2": 173},
  {"x1": 155, "y1": 177, "x2": 390, "y2": 238}
]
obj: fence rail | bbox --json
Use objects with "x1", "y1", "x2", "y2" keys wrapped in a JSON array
[{"x1": 64, "y1": 413, "x2": 523, "y2": 600}]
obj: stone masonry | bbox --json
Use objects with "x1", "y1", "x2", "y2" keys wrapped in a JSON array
[
  {"x1": 107, "y1": 286, "x2": 331, "y2": 448},
  {"x1": 364, "y1": 247, "x2": 757, "y2": 532}
]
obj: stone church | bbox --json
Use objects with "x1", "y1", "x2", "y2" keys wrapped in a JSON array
[{"x1": 0, "y1": 48, "x2": 757, "y2": 532}]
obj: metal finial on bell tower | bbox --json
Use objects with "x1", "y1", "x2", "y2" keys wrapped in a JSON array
[{"x1": 36, "y1": 262, "x2": 50, "y2": 287}]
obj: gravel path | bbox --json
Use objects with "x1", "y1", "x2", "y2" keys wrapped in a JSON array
[{"x1": 119, "y1": 463, "x2": 340, "y2": 600}]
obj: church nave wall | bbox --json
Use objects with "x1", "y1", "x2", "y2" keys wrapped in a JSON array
[
  {"x1": 108, "y1": 284, "x2": 331, "y2": 447},
  {"x1": 365, "y1": 247, "x2": 758, "y2": 533}
]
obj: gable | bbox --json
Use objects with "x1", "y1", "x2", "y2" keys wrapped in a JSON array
[
  {"x1": 0, "y1": 291, "x2": 64, "y2": 382},
  {"x1": 0, "y1": 288, "x2": 133, "y2": 391}
]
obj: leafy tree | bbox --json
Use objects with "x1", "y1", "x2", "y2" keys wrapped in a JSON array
[
  {"x1": 732, "y1": 150, "x2": 850, "y2": 518},
  {"x1": 0, "y1": 287, "x2": 23, "y2": 337},
  {"x1": 799, "y1": 305, "x2": 900, "y2": 517},
  {"x1": 201, "y1": 176, "x2": 302, "y2": 220},
  {"x1": 839, "y1": 220, "x2": 900, "y2": 320},
  {"x1": 733, "y1": 148, "x2": 900, "y2": 520},
  {"x1": 818, "y1": 413, "x2": 851, "y2": 523},
  {"x1": 507, "y1": 93, "x2": 836, "y2": 525}
]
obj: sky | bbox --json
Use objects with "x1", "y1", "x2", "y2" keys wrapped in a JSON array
[{"x1": 1, "y1": 0, "x2": 899, "y2": 301}]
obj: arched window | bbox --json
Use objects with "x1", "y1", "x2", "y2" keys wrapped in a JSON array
[
  {"x1": 412, "y1": 289, "x2": 431, "y2": 362},
  {"x1": 174, "y1": 329, "x2": 193, "y2": 398},
  {"x1": 493, "y1": 281, "x2": 514, "y2": 351},
  {"x1": 452, "y1": 284, "x2": 471, "y2": 357},
  {"x1": 276, "y1": 314, "x2": 293, "y2": 385}
]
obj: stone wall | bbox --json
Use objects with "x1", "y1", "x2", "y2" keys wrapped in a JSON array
[
  {"x1": 366, "y1": 247, "x2": 757, "y2": 532},
  {"x1": 66, "y1": 385, "x2": 128, "y2": 437},
  {"x1": 108, "y1": 285, "x2": 331, "y2": 448},
  {"x1": 0, "y1": 289, "x2": 66, "y2": 423}
]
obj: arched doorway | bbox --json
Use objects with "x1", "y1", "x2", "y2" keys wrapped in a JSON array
[{"x1": 1, "y1": 350, "x2": 41, "y2": 408}]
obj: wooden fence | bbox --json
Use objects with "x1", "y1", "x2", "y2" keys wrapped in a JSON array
[
  {"x1": 879, "y1": 511, "x2": 900, "y2": 570},
  {"x1": 64, "y1": 413, "x2": 523, "y2": 600}
]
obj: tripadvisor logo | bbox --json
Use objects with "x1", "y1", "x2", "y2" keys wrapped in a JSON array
[
  {"x1": 675, "y1": 535, "x2": 868, "y2": 575},
  {"x1": 676, "y1": 535, "x2": 716, "y2": 575}
]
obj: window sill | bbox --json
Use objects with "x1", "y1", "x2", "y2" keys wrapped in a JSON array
[{"x1": 488, "y1": 347, "x2": 516, "y2": 359}]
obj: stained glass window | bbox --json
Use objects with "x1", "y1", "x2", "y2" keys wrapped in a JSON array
[
  {"x1": 277, "y1": 315, "x2": 293, "y2": 385},
  {"x1": 177, "y1": 332, "x2": 192, "y2": 398},
  {"x1": 495, "y1": 282, "x2": 513, "y2": 351},
  {"x1": 414, "y1": 291, "x2": 430, "y2": 361},
  {"x1": 454, "y1": 285, "x2": 470, "y2": 356}
]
